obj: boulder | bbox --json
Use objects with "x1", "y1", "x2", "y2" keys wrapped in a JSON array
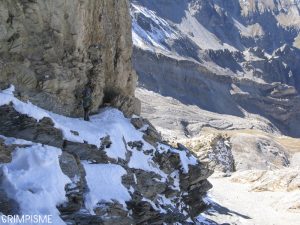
[{"x1": 111, "y1": 94, "x2": 141, "y2": 117}]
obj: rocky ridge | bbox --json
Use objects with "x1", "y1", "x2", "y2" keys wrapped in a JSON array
[{"x1": 0, "y1": 87, "x2": 213, "y2": 224}]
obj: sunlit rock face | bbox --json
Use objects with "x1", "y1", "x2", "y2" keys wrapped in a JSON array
[{"x1": 0, "y1": 0, "x2": 138, "y2": 117}]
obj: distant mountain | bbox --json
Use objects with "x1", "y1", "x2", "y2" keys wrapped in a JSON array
[{"x1": 131, "y1": 0, "x2": 300, "y2": 137}]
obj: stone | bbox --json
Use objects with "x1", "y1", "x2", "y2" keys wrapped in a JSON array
[
  {"x1": 110, "y1": 94, "x2": 141, "y2": 117},
  {"x1": 230, "y1": 133, "x2": 290, "y2": 171},
  {"x1": 0, "y1": 187, "x2": 19, "y2": 215},
  {"x1": 0, "y1": 0, "x2": 138, "y2": 117},
  {"x1": 134, "y1": 169, "x2": 167, "y2": 200},
  {"x1": 127, "y1": 200, "x2": 164, "y2": 225},
  {"x1": 63, "y1": 140, "x2": 110, "y2": 164},
  {"x1": 0, "y1": 139, "x2": 13, "y2": 163},
  {"x1": 71, "y1": 130, "x2": 79, "y2": 136},
  {"x1": 128, "y1": 140, "x2": 143, "y2": 150},
  {"x1": 94, "y1": 201, "x2": 128, "y2": 218},
  {"x1": 0, "y1": 105, "x2": 64, "y2": 148},
  {"x1": 231, "y1": 169, "x2": 300, "y2": 192},
  {"x1": 99, "y1": 135, "x2": 112, "y2": 150},
  {"x1": 59, "y1": 152, "x2": 85, "y2": 213},
  {"x1": 180, "y1": 164, "x2": 213, "y2": 191},
  {"x1": 180, "y1": 134, "x2": 235, "y2": 173},
  {"x1": 142, "y1": 125, "x2": 162, "y2": 147},
  {"x1": 130, "y1": 117, "x2": 145, "y2": 129},
  {"x1": 153, "y1": 150, "x2": 181, "y2": 174}
]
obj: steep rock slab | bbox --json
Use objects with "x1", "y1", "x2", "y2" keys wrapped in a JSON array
[{"x1": 0, "y1": 0, "x2": 138, "y2": 116}]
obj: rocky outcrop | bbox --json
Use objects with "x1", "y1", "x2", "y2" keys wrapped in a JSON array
[
  {"x1": 0, "y1": 104, "x2": 64, "y2": 147},
  {"x1": 0, "y1": 97, "x2": 213, "y2": 224},
  {"x1": 178, "y1": 131, "x2": 291, "y2": 173},
  {"x1": 0, "y1": 0, "x2": 139, "y2": 117},
  {"x1": 230, "y1": 133, "x2": 290, "y2": 171},
  {"x1": 231, "y1": 169, "x2": 300, "y2": 192},
  {"x1": 178, "y1": 134, "x2": 235, "y2": 173}
]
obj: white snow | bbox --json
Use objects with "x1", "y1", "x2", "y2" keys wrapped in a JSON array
[
  {"x1": 0, "y1": 135, "x2": 33, "y2": 146},
  {"x1": 131, "y1": 3, "x2": 237, "y2": 52},
  {"x1": 82, "y1": 162, "x2": 131, "y2": 214},
  {"x1": 131, "y1": 4, "x2": 179, "y2": 53},
  {"x1": 0, "y1": 142, "x2": 70, "y2": 225},
  {"x1": 172, "y1": 149, "x2": 198, "y2": 173},
  {"x1": 0, "y1": 86, "x2": 149, "y2": 160},
  {"x1": 128, "y1": 149, "x2": 166, "y2": 178},
  {"x1": 204, "y1": 177, "x2": 300, "y2": 225}
]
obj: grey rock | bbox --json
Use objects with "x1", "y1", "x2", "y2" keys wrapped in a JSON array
[
  {"x1": 180, "y1": 164, "x2": 213, "y2": 191},
  {"x1": 230, "y1": 133, "x2": 290, "y2": 171},
  {"x1": 59, "y1": 152, "x2": 85, "y2": 213},
  {"x1": 99, "y1": 135, "x2": 112, "y2": 150},
  {"x1": 0, "y1": 104, "x2": 64, "y2": 148},
  {"x1": 63, "y1": 140, "x2": 110, "y2": 164},
  {"x1": 128, "y1": 140, "x2": 144, "y2": 150},
  {"x1": 130, "y1": 117, "x2": 145, "y2": 129},
  {"x1": 0, "y1": 0, "x2": 138, "y2": 117},
  {"x1": 0, "y1": 139, "x2": 13, "y2": 163},
  {"x1": 0, "y1": 187, "x2": 19, "y2": 215},
  {"x1": 111, "y1": 94, "x2": 141, "y2": 117},
  {"x1": 153, "y1": 150, "x2": 181, "y2": 174},
  {"x1": 134, "y1": 169, "x2": 167, "y2": 200},
  {"x1": 127, "y1": 200, "x2": 164, "y2": 225}
]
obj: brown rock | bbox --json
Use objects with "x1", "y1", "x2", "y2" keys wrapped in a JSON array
[{"x1": 0, "y1": 0, "x2": 138, "y2": 117}]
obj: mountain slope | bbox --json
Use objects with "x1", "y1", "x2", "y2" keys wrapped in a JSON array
[
  {"x1": 131, "y1": 2, "x2": 300, "y2": 224},
  {"x1": 131, "y1": 0, "x2": 300, "y2": 137}
]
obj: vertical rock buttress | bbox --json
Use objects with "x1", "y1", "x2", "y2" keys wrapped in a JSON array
[{"x1": 0, "y1": 0, "x2": 139, "y2": 116}]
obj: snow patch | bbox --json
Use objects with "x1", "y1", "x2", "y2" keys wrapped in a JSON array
[
  {"x1": 131, "y1": 4, "x2": 179, "y2": 53},
  {"x1": 128, "y1": 149, "x2": 167, "y2": 178},
  {"x1": 82, "y1": 162, "x2": 131, "y2": 214},
  {"x1": 0, "y1": 86, "x2": 149, "y2": 161},
  {"x1": 0, "y1": 142, "x2": 70, "y2": 225}
]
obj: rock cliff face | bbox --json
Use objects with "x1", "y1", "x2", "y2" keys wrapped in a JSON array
[
  {"x1": 0, "y1": 1, "x2": 215, "y2": 223},
  {"x1": 0, "y1": 0, "x2": 139, "y2": 117}
]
